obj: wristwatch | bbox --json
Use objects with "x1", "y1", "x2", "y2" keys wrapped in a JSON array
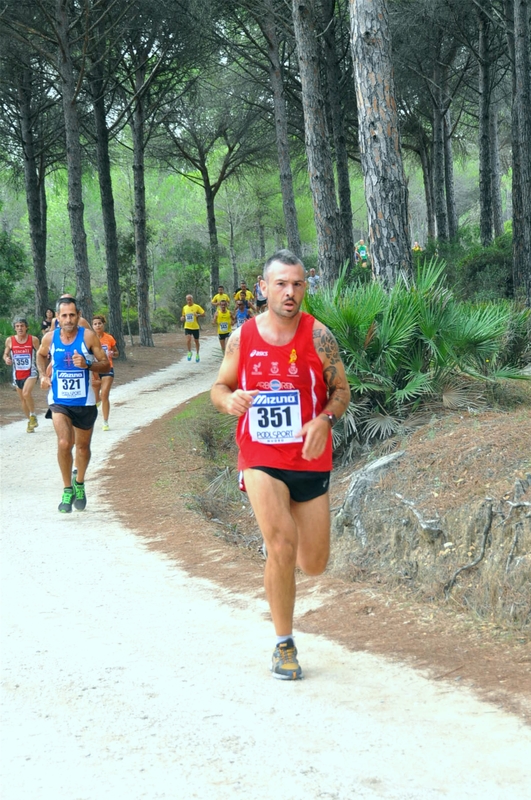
[{"x1": 320, "y1": 410, "x2": 337, "y2": 427}]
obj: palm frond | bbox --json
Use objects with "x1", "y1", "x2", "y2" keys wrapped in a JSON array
[{"x1": 362, "y1": 412, "x2": 401, "y2": 442}]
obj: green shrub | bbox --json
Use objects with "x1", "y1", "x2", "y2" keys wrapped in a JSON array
[
  {"x1": 151, "y1": 308, "x2": 177, "y2": 333},
  {"x1": 304, "y1": 259, "x2": 531, "y2": 458},
  {"x1": 454, "y1": 232, "x2": 513, "y2": 301}
]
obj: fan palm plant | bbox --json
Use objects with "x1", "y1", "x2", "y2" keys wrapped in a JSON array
[{"x1": 304, "y1": 259, "x2": 530, "y2": 457}]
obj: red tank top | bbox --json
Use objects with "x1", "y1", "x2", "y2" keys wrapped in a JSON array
[
  {"x1": 10, "y1": 336, "x2": 36, "y2": 381},
  {"x1": 237, "y1": 313, "x2": 332, "y2": 472}
]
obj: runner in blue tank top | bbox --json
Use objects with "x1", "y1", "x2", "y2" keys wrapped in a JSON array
[{"x1": 37, "y1": 297, "x2": 110, "y2": 513}]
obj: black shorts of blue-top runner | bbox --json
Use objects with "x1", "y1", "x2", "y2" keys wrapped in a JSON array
[{"x1": 47, "y1": 403, "x2": 98, "y2": 430}]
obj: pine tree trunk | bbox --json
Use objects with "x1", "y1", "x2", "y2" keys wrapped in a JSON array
[
  {"x1": 513, "y1": 0, "x2": 531, "y2": 304},
  {"x1": 490, "y1": 105, "x2": 505, "y2": 238},
  {"x1": 292, "y1": 0, "x2": 342, "y2": 282},
  {"x1": 130, "y1": 88, "x2": 153, "y2": 347},
  {"x1": 321, "y1": 0, "x2": 355, "y2": 267},
  {"x1": 504, "y1": 1, "x2": 523, "y2": 291},
  {"x1": 89, "y1": 63, "x2": 126, "y2": 358},
  {"x1": 262, "y1": 4, "x2": 302, "y2": 256},
  {"x1": 419, "y1": 137, "x2": 436, "y2": 241},
  {"x1": 228, "y1": 210, "x2": 238, "y2": 289},
  {"x1": 203, "y1": 179, "x2": 220, "y2": 294},
  {"x1": 444, "y1": 109, "x2": 458, "y2": 240},
  {"x1": 478, "y1": 7, "x2": 494, "y2": 246},
  {"x1": 350, "y1": 0, "x2": 412, "y2": 286},
  {"x1": 55, "y1": 0, "x2": 93, "y2": 321},
  {"x1": 17, "y1": 67, "x2": 48, "y2": 319},
  {"x1": 258, "y1": 219, "x2": 266, "y2": 260},
  {"x1": 432, "y1": 62, "x2": 448, "y2": 242}
]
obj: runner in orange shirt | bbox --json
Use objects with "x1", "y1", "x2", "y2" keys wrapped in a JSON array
[{"x1": 91, "y1": 315, "x2": 119, "y2": 431}]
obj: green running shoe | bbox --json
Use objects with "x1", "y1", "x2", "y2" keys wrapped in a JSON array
[
  {"x1": 271, "y1": 638, "x2": 303, "y2": 680},
  {"x1": 73, "y1": 480, "x2": 87, "y2": 511},
  {"x1": 58, "y1": 486, "x2": 75, "y2": 513}
]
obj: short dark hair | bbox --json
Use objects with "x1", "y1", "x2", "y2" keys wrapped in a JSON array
[
  {"x1": 56, "y1": 296, "x2": 79, "y2": 312},
  {"x1": 13, "y1": 317, "x2": 28, "y2": 326},
  {"x1": 263, "y1": 249, "x2": 304, "y2": 279}
]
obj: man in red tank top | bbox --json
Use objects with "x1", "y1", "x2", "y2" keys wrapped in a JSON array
[
  {"x1": 211, "y1": 251, "x2": 350, "y2": 679},
  {"x1": 2, "y1": 318, "x2": 40, "y2": 432}
]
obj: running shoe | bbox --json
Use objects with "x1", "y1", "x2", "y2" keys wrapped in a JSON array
[
  {"x1": 26, "y1": 419, "x2": 34, "y2": 433},
  {"x1": 271, "y1": 638, "x2": 303, "y2": 680},
  {"x1": 102, "y1": 422, "x2": 110, "y2": 431},
  {"x1": 28, "y1": 414, "x2": 38, "y2": 430},
  {"x1": 58, "y1": 487, "x2": 75, "y2": 513},
  {"x1": 187, "y1": 351, "x2": 192, "y2": 361},
  {"x1": 196, "y1": 354, "x2": 200, "y2": 363},
  {"x1": 73, "y1": 480, "x2": 87, "y2": 511}
]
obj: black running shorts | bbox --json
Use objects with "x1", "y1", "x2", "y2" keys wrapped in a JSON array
[
  {"x1": 48, "y1": 404, "x2": 98, "y2": 430},
  {"x1": 243, "y1": 467, "x2": 330, "y2": 503},
  {"x1": 15, "y1": 377, "x2": 35, "y2": 390}
]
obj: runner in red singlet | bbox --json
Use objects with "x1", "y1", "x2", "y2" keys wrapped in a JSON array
[
  {"x1": 211, "y1": 250, "x2": 350, "y2": 679},
  {"x1": 2, "y1": 318, "x2": 40, "y2": 432}
]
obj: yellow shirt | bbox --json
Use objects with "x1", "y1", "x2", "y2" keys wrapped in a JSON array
[
  {"x1": 216, "y1": 309, "x2": 232, "y2": 335},
  {"x1": 234, "y1": 289, "x2": 253, "y2": 302},
  {"x1": 182, "y1": 303, "x2": 204, "y2": 330},
  {"x1": 212, "y1": 293, "x2": 230, "y2": 305}
]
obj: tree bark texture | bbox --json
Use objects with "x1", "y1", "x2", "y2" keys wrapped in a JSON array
[
  {"x1": 350, "y1": 0, "x2": 412, "y2": 286},
  {"x1": 490, "y1": 105, "x2": 505, "y2": 239},
  {"x1": 292, "y1": 0, "x2": 342, "y2": 282},
  {"x1": 432, "y1": 58, "x2": 448, "y2": 242},
  {"x1": 203, "y1": 178, "x2": 220, "y2": 295},
  {"x1": 17, "y1": 66, "x2": 48, "y2": 319},
  {"x1": 55, "y1": 0, "x2": 93, "y2": 321},
  {"x1": 320, "y1": 0, "x2": 355, "y2": 267},
  {"x1": 228, "y1": 208, "x2": 238, "y2": 288},
  {"x1": 89, "y1": 62, "x2": 126, "y2": 358},
  {"x1": 419, "y1": 139, "x2": 436, "y2": 241},
  {"x1": 513, "y1": 0, "x2": 531, "y2": 305},
  {"x1": 504, "y1": 0, "x2": 523, "y2": 289},
  {"x1": 130, "y1": 78, "x2": 153, "y2": 347},
  {"x1": 477, "y1": 7, "x2": 494, "y2": 247},
  {"x1": 262, "y1": 3, "x2": 302, "y2": 256},
  {"x1": 443, "y1": 109, "x2": 458, "y2": 240}
]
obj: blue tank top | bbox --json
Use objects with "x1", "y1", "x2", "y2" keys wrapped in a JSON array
[
  {"x1": 48, "y1": 327, "x2": 95, "y2": 406},
  {"x1": 236, "y1": 308, "x2": 250, "y2": 328}
]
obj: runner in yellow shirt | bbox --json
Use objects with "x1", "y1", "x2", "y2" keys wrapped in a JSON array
[
  {"x1": 233, "y1": 281, "x2": 254, "y2": 305},
  {"x1": 181, "y1": 294, "x2": 205, "y2": 362},
  {"x1": 211, "y1": 285, "x2": 231, "y2": 308},
  {"x1": 212, "y1": 299, "x2": 234, "y2": 352}
]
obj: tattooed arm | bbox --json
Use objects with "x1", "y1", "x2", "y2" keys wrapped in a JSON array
[
  {"x1": 312, "y1": 322, "x2": 351, "y2": 420},
  {"x1": 210, "y1": 327, "x2": 259, "y2": 416},
  {"x1": 296, "y1": 321, "x2": 351, "y2": 461}
]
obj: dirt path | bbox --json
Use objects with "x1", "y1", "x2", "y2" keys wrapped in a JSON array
[{"x1": 2, "y1": 337, "x2": 531, "y2": 799}]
